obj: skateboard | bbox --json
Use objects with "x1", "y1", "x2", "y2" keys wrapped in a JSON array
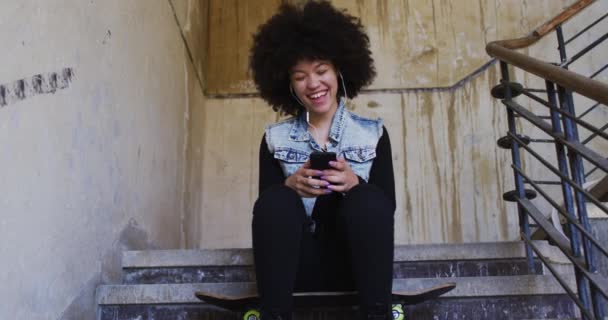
[{"x1": 195, "y1": 282, "x2": 456, "y2": 320}]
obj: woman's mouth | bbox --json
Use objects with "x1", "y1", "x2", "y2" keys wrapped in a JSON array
[{"x1": 307, "y1": 90, "x2": 328, "y2": 104}]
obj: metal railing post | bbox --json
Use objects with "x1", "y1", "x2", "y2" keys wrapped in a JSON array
[
  {"x1": 558, "y1": 84, "x2": 603, "y2": 319},
  {"x1": 547, "y1": 80, "x2": 594, "y2": 319},
  {"x1": 556, "y1": 24, "x2": 603, "y2": 319},
  {"x1": 500, "y1": 61, "x2": 536, "y2": 273}
]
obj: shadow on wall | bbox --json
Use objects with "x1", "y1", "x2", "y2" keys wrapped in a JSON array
[{"x1": 59, "y1": 218, "x2": 158, "y2": 320}]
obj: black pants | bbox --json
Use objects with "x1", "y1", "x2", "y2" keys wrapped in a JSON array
[{"x1": 252, "y1": 183, "x2": 394, "y2": 317}]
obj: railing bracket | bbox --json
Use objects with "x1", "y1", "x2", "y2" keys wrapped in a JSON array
[
  {"x1": 497, "y1": 135, "x2": 531, "y2": 149},
  {"x1": 491, "y1": 82, "x2": 524, "y2": 99},
  {"x1": 503, "y1": 189, "x2": 538, "y2": 202}
]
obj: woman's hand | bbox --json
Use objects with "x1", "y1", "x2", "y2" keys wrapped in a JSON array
[
  {"x1": 321, "y1": 157, "x2": 359, "y2": 193},
  {"x1": 285, "y1": 160, "x2": 333, "y2": 198}
]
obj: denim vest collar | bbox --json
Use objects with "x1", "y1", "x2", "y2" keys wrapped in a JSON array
[{"x1": 288, "y1": 99, "x2": 347, "y2": 144}]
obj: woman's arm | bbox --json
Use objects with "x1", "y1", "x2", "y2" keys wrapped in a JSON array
[
  {"x1": 258, "y1": 134, "x2": 286, "y2": 195},
  {"x1": 367, "y1": 127, "x2": 396, "y2": 211}
]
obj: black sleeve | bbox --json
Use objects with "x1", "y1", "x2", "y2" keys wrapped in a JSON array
[
  {"x1": 365, "y1": 127, "x2": 396, "y2": 211},
  {"x1": 258, "y1": 134, "x2": 286, "y2": 196}
]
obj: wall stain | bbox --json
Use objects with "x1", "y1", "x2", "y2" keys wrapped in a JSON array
[
  {"x1": 0, "y1": 67, "x2": 74, "y2": 108},
  {"x1": 376, "y1": 0, "x2": 390, "y2": 42},
  {"x1": 0, "y1": 86, "x2": 5, "y2": 106},
  {"x1": 436, "y1": 92, "x2": 452, "y2": 242},
  {"x1": 367, "y1": 100, "x2": 380, "y2": 108},
  {"x1": 431, "y1": 0, "x2": 439, "y2": 84},
  {"x1": 447, "y1": 90, "x2": 463, "y2": 242},
  {"x1": 421, "y1": 91, "x2": 446, "y2": 241},
  {"x1": 102, "y1": 30, "x2": 112, "y2": 44},
  {"x1": 400, "y1": 93, "x2": 413, "y2": 239},
  {"x1": 463, "y1": 81, "x2": 482, "y2": 240}
]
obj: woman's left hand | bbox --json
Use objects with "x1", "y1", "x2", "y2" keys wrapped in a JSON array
[{"x1": 320, "y1": 157, "x2": 359, "y2": 193}]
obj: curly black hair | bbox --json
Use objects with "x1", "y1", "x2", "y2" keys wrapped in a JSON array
[{"x1": 249, "y1": 1, "x2": 376, "y2": 116}]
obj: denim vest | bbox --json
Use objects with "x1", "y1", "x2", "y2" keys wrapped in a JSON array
[{"x1": 265, "y1": 100, "x2": 383, "y2": 216}]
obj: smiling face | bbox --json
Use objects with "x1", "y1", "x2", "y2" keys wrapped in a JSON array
[{"x1": 289, "y1": 59, "x2": 339, "y2": 117}]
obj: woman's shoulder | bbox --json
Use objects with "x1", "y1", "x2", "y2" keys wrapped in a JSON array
[
  {"x1": 264, "y1": 116, "x2": 300, "y2": 152},
  {"x1": 346, "y1": 109, "x2": 381, "y2": 123},
  {"x1": 265, "y1": 115, "x2": 298, "y2": 131},
  {"x1": 344, "y1": 109, "x2": 384, "y2": 137}
]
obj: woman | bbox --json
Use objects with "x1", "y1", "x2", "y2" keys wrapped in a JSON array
[{"x1": 249, "y1": 2, "x2": 396, "y2": 319}]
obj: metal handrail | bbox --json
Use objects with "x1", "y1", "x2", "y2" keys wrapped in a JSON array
[
  {"x1": 491, "y1": 0, "x2": 595, "y2": 49},
  {"x1": 486, "y1": 0, "x2": 608, "y2": 106},
  {"x1": 487, "y1": 44, "x2": 608, "y2": 105}
]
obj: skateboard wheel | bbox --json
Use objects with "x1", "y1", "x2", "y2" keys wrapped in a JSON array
[
  {"x1": 243, "y1": 309, "x2": 260, "y2": 320},
  {"x1": 391, "y1": 304, "x2": 404, "y2": 320}
]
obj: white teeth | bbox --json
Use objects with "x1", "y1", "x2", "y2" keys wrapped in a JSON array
[{"x1": 309, "y1": 91, "x2": 327, "y2": 99}]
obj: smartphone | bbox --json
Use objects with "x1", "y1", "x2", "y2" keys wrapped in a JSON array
[{"x1": 310, "y1": 151, "x2": 337, "y2": 170}]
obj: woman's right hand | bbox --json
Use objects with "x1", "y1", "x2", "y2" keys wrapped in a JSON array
[{"x1": 284, "y1": 160, "x2": 332, "y2": 198}]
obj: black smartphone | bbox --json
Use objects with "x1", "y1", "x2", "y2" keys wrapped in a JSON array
[{"x1": 310, "y1": 151, "x2": 337, "y2": 170}]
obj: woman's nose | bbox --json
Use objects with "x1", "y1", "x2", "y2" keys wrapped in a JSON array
[{"x1": 306, "y1": 75, "x2": 320, "y2": 89}]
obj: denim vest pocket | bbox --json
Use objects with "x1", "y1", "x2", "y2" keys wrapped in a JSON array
[
  {"x1": 343, "y1": 146, "x2": 376, "y2": 162},
  {"x1": 274, "y1": 147, "x2": 309, "y2": 177},
  {"x1": 342, "y1": 146, "x2": 376, "y2": 181},
  {"x1": 274, "y1": 147, "x2": 309, "y2": 163}
]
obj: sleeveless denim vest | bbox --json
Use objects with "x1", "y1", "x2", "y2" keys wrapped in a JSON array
[{"x1": 265, "y1": 100, "x2": 383, "y2": 216}]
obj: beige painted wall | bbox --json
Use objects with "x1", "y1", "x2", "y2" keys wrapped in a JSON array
[
  {"x1": 0, "y1": 1, "x2": 200, "y2": 319},
  {"x1": 184, "y1": 0, "x2": 608, "y2": 249}
]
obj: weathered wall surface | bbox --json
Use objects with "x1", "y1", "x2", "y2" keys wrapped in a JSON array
[
  {"x1": 205, "y1": 0, "x2": 281, "y2": 95},
  {"x1": 0, "y1": 1, "x2": 198, "y2": 319},
  {"x1": 169, "y1": 0, "x2": 210, "y2": 250},
  {"x1": 203, "y1": 0, "x2": 579, "y2": 94},
  {"x1": 186, "y1": 0, "x2": 608, "y2": 249}
]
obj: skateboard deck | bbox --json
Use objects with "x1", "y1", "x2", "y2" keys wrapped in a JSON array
[{"x1": 195, "y1": 282, "x2": 456, "y2": 312}]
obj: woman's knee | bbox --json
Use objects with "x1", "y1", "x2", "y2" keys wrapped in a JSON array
[
  {"x1": 253, "y1": 184, "x2": 305, "y2": 222},
  {"x1": 343, "y1": 184, "x2": 393, "y2": 214}
]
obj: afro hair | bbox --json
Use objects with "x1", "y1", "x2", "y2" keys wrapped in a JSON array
[{"x1": 249, "y1": 1, "x2": 376, "y2": 116}]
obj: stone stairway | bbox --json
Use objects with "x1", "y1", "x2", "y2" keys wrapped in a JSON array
[{"x1": 96, "y1": 241, "x2": 579, "y2": 320}]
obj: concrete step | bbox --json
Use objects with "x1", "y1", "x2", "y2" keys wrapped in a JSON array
[
  {"x1": 98, "y1": 242, "x2": 578, "y2": 319},
  {"x1": 121, "y1": 241, "x2": 569, "y2": 284},
  {"x1": 123, "y1": 259, "x2": 545, "y2": 285},
  {"x1": 98, "y1": 297, "x2": 577, "y2": 320},
  {"x1": 122, "y1": 241, "x2": 569, "y2": 267},
  {"x1": 97, "y1": 275, "x2": 578, "y2": 320}
]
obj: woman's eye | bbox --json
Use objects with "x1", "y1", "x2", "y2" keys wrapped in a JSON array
[{"x1": 317, "y1": 69, "x2": 328, "y2": 75}]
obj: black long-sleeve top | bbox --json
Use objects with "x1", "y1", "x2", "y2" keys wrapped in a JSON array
[{"x1": 258, "y1": 127, "x2": 396, "y2": 211}]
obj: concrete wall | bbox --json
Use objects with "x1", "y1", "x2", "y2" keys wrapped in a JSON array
[
  {"x1": 184, "y1": 0, "x2": 608, "y2": 248},
  {"x1": 0, "y1": 1, "x2": 200, "y2": 319}
]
